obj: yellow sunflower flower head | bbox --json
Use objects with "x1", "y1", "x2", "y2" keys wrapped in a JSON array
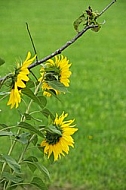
[
  {"x1": 7, "y1": 52, "x2": 36, "y2": 109},
  {"x1": 41, "y1": 112, "x2": 78, "y2": 161},
  {"x1": 39, "y1": 55, "x2": 72, "y2": 97}
]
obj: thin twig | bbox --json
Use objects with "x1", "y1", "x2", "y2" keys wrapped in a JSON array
[
  {"x1": 26, "y1": 22, "x2": 38, "y2": 62},
  {"x1": 97, "y1": 0, "x2": 116, "y2": 18}
]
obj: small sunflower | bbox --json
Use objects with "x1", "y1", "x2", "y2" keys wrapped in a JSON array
[
  {"x1": 39, "y1": 55, "x2": 71, "y2": 97},
  {"x1": 41, "y1": 112, "x2": 78, "y2": 161},
  {"x1": 7, "y1": 52, "x2": 36, "y2": 109}
]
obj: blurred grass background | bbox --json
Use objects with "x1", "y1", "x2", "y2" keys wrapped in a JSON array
[{"x1": 0, "y1": 0, "x2": 126, "y2": 190}]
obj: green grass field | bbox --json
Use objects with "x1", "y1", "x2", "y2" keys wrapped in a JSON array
[{"x1": 0, "y1": 1, "x2": 126, "y2": 190}]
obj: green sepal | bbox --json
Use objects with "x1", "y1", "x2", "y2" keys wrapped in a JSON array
[{"x1": 47, "y1": 125, "x2": 62, "y2": 136}]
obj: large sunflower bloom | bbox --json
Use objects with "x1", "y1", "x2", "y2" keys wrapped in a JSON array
[
  {"x1": 7, "y1": 52, "x2": 36, "y2": 108},
  {"x1": 41, "y1": 112, "x2": 78, "y2": 161},
  {"x1": 39, "y1": 55, "x2": 71, "y2": 97}
]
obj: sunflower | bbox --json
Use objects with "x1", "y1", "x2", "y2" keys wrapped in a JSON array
[
  {"x1": 39, "y1": 55, "x2": 71, "y2": 96},
  {"x1": 41, "y1": 112, "x2": 78, "y2": 161},
  {"x1": 7, "y1": 52, "x2": 36, "y2": 108}
]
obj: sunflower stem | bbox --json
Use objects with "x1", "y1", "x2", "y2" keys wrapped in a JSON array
[{"x1": 3, "y1": 81, "x2": 42, "y2": 190}]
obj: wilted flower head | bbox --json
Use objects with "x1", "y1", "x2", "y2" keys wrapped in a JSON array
[
  {"x1": 7, "y1": 52, "x2": 36, "y2": 108},
  {"x1": 41, "y1": 112, "x2": 78, "y2": 161}
]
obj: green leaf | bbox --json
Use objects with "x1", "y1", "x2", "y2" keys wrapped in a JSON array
[
  {"x1": 24, "y1": 156, "x2": 50, "y2": 179},
  {"x1": 45, "y1": 89, "x2": 61, "y2": 101},
  {"x1": 37, "y1": 144, "x2": 44, "y2": 154},
  {"x1": 73, "y1": 13, "x2": 85, "y2": 32},
  {"x1": 0, "y1": 131, "x2": 13, "y2": 137},
  {"x1": 0, "y1": 91, "x2": 10, "y2": 96},
  {"x1": 35, "y1": 162, "x2": 50, "y2": 180},
  {"x1": 26, "y1": 80, "x2": 35, "y2": 88},
  {"x1": 41, "y1": 108, "x2": 55, "y2": 120},
  {"x1": 25, "y1": 156, "x2": 38, "y2": 162},
  {"x1": 22, "y1": 88, "x2": 47, "y2": 109},
  {"x1": 16, "y1": 132, "x2": 30, "y2": 144},
  {"x1": 1, "y1": 155, "x2": 21, "y2": 174},
  {"x1": 91, "y1": 23, "x2": 101, "y2": 32},
  {"x1": 24, "y1": 156, "x2": 38, "y2": 173},
  {"x1": 2, "y1": 172, "x2": 23, "y2": 183},
  {"x1": 18, "y1": 122, "x2": 43, "y2": 137},
  {"x1": 0, "y1": 123, "x2": 9, "y2": 129},
  {"x1": 27, "y1": 162, "x2": 37, "y2": 173},
  {"x1": 24, "y1": 113, "x2": 31, "y2": 120},
  {"x1": 0, "y1": 58, "x2": 5, "y2": 66},
  {"x1": 48, "y1": 80, "x2": 68, "y2": 93},
  {"x1": 31, "y1": 177, "x2": 47, "y2": 190},
  {"x1": 22, "y1": 88, "x2": 39, "y2": 103},
  {"x1": 37, "y1": 95, "x2": 47, "y2": 108}
]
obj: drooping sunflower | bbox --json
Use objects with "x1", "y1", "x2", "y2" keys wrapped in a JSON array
[
  {"x1": 7, "y1": 52, "x2": 36, "y2": 108},
  {"x1": 39, "y1": 55, "x2": 72, "y2": 97},
  {"x1": 41, "y1": 112, "x2": 78, "y2": 161}
]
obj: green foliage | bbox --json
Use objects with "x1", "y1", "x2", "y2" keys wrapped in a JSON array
[
  {"x1": 24, "y1": 156, "x2": 50, "y2": 179},
  {"x1": 73, "y1": 6, "x2": 101, "y2": 33},
  {"x1": 1, "y1": 155, "x2": 21, "y2": 174},
  {"x1": 18, "y1": 122, "x2": 44, "y2": 137},
  {"x1": 31, "y1": 177, "x2": 47, "y2": 190},
  {"x1": 0, "y1": 131, "x2": 13, "y2": 137},
  {"x1": 2, "y1": 172, "x2": 23, "y2": 184},
  {"x1": 22, "y1": 88, "x2": 47, "y2": 109},
  {"x1": 16, "y1": 132, "x2": 30, "y2": 144},
  {"x1": 48, "y1": 80, "x2": 68, "y2": 93},
  {"x1": 0, "y1": 0, "x2": 123, "y2": 190}
]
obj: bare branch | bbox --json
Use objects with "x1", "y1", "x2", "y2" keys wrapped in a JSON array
[
  {"x1": 28, "y1": 0, "x2": 117, "y2": 69},
  {"x1": 28, "y1": 24, "x2": 97, "y2": 69},
  {"x1": 0, "y1": 0, "x2": 116, "y2": 84},
  {"x1": 97, "y1": 0, "x2": 116, "y2": 18}
]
